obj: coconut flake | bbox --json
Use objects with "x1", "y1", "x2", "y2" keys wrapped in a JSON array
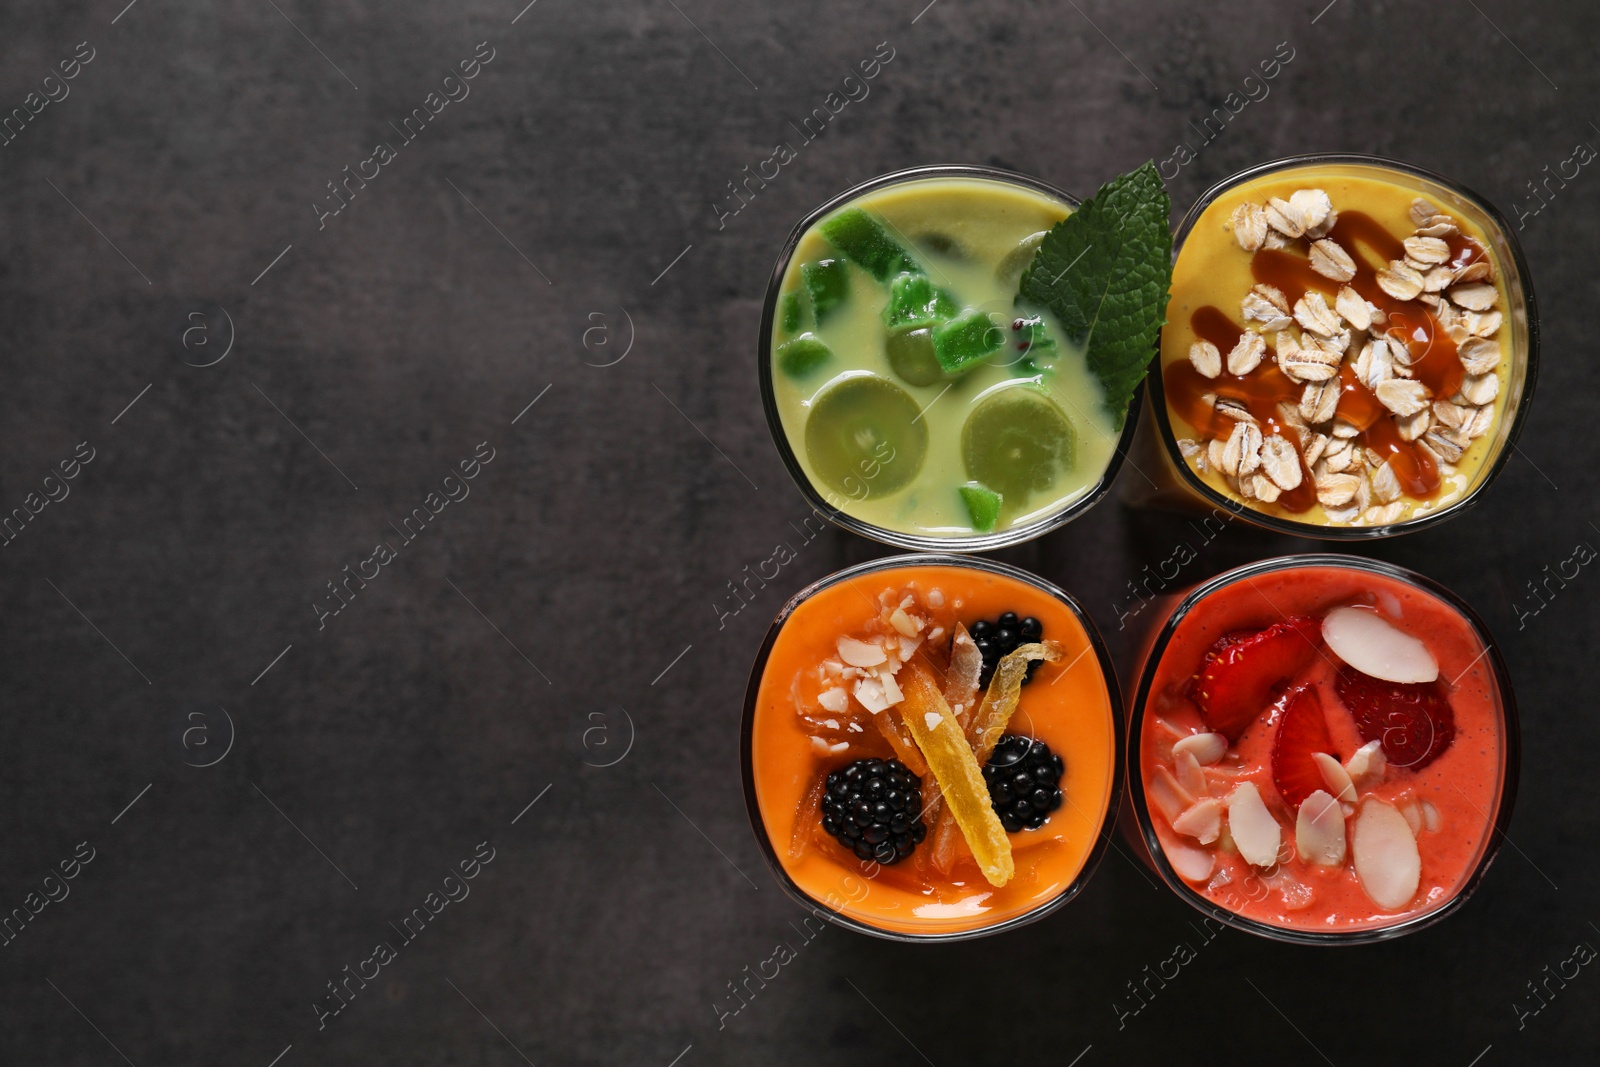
[
  {"x1": 837, "y1": 635, "x2": 887, "y2": 668},
  {"x1": 1322, "y1": 605, "x2": 1438, "y2": 683},
  {"x1": 853, "y1": 677, "x2": 888, "y2": 714},
  {"x1": 889, "y1": 607, "x2": 924, "y2": 637},
  {"x1": 879, "y1": 670, "x2": 904, "y2": 706},
  {"x1": 923, "y1": 711, "x2": 942, "y2": 731},
  {"x1": 817, "y1": 687, "x2": 849, "y2": 714}
]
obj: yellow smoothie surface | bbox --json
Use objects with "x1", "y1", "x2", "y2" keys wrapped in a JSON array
[
  {"x1": 1160, "y1": 162, "x2": 1519, "y2": 528},
  {"x1": 749, "y1": 563, "x2": 1116, "y2": 936},
  {"x1": 769, "y1": 177, "x2": 1122, "y2": 540}
]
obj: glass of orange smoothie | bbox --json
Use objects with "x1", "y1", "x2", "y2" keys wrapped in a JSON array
[
  {"x1": 1135, "y1": 154, "x2": 1538, "y2": 537},
  {"x1": 1127, "y1": 554, "x2": 1518, "y2": 943},
  {"x1": 742, "y1": 555, "x2": 1122, "y2": 940}
]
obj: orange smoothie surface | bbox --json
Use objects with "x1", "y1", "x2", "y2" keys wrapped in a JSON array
[
  {"x1": 1139, "y1": 565, "x2": 1506, "y2": 932},
  {"x1": 751, "y1": 564, "x2": 1116, "y2": 936}
]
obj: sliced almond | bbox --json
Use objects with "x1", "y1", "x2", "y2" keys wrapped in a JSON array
[
  {"x1": 1312, "y1": 753, "x2": 1358, "y2": 803},
  {"x1": 1400, "y1": 799, "x2": 1425, "y2": 837},
  {"x1": 1230, "y1": 202, "x2": 1268, "y2": 252},
  {"x1": 1188, "y1": 339, "x2": 1222, "y2": 378},
  {"x1": 1173, "y1": 797, "x2": 1224, "y2": 845},
  {"x1": 1377, "y1": 261, "x2": 1425, "y2": 301},
  {"x1": 1322, "y1": 605, "x2": 1439, "y2": 684},
  {"x1": 1376, "y1": 378, "x2": 1430, "y2": 417},
  {"x1": 1448, "y1": 283, "x2": 1498, "y2": 311},
  {"x1": 1260, "y1": 434, "x2": 1303, "y2": 490},
  {"x1": 1309, "y1": 239, "x2": 1357, "y2": 281},
  {"x1": 1295, "y1": 789, "x2": 1347, "y2": 866},
  {"x1": 1164, "y1": 838, "x2": 1216, "y2": 883},
  {"x1": 1172, "y1": 732, "x2": 1228, "y2": 766},
  {"x1": 1226, "y1": 781, "x2": 1282, "y2": 868},
  {"x1": 1345, "y1": 739, "x2": 1387, "y2": 788},
  {"x1": 1174, "y1": 749, "x2": 1208, "y2": 797},
  {"x1": 1150, "y1": 765, "x2": 1196, "y2": 823},
  {"x1": 1352, "y1": 799, "x2": 1422, "y2": 910},
  {"x1": 1226, "y1": 331, "x2": 1267, "y2": 375}
]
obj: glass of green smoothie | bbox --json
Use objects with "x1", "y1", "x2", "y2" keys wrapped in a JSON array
[{"x1": 760, "y1": 166, "x2": 1141, "y2": 551}]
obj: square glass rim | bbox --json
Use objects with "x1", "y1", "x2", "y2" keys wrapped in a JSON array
[
  {"x1": 1124, "y1": 552, "x2": 1521, "y2": 946},
  {"x1": 756, "y1": 164, "x2": 1143, "y2": 553},
  {"x1": 738, "y1": 552, "x2": 1126, "y2": 942},
  {"x1": 1148, "y1": 151, "x2": 1541, "y2": 540}
]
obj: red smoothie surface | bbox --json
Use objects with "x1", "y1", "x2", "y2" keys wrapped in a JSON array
[{"x1": 1139, "y1": 564, "x2": 1506, "y2": 932}]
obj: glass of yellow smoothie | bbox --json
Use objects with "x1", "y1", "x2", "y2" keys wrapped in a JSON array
[
  {"x1": 760, "y1": 167, "x2": 1140, "y2": 551},
  {"x1": 1135, "y1": 154, "x2": 1538, "y2": 537}
]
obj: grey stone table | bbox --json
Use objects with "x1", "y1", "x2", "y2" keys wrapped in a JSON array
[{"x1": 2, "y1": 1, "x2": 1596, "y2": 1063}]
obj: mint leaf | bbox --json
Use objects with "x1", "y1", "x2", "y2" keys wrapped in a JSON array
[{"x1": 1017, "y1": 161, "x2": 1173, "y2": 427}]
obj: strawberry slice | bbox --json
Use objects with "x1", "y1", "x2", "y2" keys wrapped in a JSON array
[
  {"x1": 1334, "y1": 666, "x2": 1455, "y2": 771},
  {"x1": 1188, "y1": 616, "x2": 1321, "y2": 742},
  {"x1": 1271, "y1": 685, "x2": 1334, "y2": 808}
]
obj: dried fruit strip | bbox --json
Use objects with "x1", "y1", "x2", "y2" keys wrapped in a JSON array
[
  {"x1": 899, "y1": 662, "x2": 1014, "y2": 887},
  {"x1": 968, "y1": 641, "x2": 1065, "y2": 765},
  {"x1": 873, "y1": 706, "x2": 930, "y2": 778}
]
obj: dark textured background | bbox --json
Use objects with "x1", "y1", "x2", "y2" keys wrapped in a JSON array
[{"x1": 2, "y1": 1, "x2": 1596, "y2": 1064}]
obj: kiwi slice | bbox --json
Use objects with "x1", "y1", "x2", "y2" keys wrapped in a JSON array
[
  {"x1": 885, "y1": 327, "x2": 942, "y2": 387},
  {"x1": 961, "y1": 387, "x2": 1075, "y2": 510},
  {"x1": 805, "y1": 375, "x2": 927, "y2": 500}
]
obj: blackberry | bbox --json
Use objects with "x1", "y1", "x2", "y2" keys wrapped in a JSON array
[
  {"x1": 969, "y1": 612, "x2": 1045, "y2": 687},
  {"x1": 982, "y1": 735, "x2": 1064, "y2": 833},
  {"x1": 819, "y1": 758, "x2": 927, "y2": 864}
]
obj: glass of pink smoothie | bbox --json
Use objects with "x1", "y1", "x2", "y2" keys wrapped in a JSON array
[{"x1": 1126, "y1": 554, "x2": 1517, "y2": 943}]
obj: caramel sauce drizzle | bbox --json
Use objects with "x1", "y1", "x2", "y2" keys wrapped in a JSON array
[{"x1": 1165, "y1": 211, "x2": 1488, "y2": 512}]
